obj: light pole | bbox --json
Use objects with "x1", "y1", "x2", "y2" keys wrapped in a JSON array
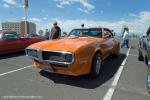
[{"x1": 23, "y1": 0, "x2": 28, "y2": 36}]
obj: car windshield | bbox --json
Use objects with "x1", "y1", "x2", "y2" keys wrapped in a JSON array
[
  {"x1": 3, "y1": 33, "x2": 19, "y2": 39},
  {"x1": 68, "y1": 28, "x2": 102, "y2": 38}
]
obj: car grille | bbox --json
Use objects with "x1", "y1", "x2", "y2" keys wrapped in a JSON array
[
  {"x1": 26, "y1": 48, "x2": 74, "y2": 66},
  {"x1": 41, "y1": 50, "x2": 74, "y2": 65},
  {"x1": 42, "y1": 51, "x2": 63, "y2": 61}
]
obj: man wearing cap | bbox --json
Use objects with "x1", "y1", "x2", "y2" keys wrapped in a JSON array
[
  {"x1": 50, "y1": 21, "x2": 61, "y2": 39},
  {"x1": 81, "y1": 24, "x2": 84, "y2": 28}
]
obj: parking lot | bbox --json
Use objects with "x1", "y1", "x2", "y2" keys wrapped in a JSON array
[{"x1": 0, "y1": 38, "x2": 150, "y2": 100}]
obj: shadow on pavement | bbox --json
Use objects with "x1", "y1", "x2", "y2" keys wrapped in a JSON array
[
  {"x1": 40, "y1": 53, "x2": 126, "y2": 89},
  {"x1": 0, "y1": 51, "x2": 25, "y2": 60}
]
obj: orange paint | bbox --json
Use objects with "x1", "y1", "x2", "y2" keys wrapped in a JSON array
[{"x1": 27, "y1": 28, "x2": 120, "y2": 76}]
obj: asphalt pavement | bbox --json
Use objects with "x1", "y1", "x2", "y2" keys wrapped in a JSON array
[{"x1": 0, "y1": 38, "x2": 149, "y2": 100}]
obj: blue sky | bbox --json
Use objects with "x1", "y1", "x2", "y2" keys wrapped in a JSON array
[{"x1": 0, "y1": 0, "x2": 150, "y2": 34}]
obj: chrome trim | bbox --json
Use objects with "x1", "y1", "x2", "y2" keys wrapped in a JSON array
[
  {"x1": 26, "y1": 48, "x2": 74, "y2": 65},
  {"x1": 42, "y1": 50, "x2": 75, "y2": 65},
  {"x1": 38, "y1": 50, "x2": 43, "y2": 61},
  {"x1": 25, "y1": 48, "x2": 42, "y2": 61}
]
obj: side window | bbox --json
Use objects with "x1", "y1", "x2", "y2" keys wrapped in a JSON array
[{"x1": 104, "y1": 29, "x2": 113, "y2": 38}]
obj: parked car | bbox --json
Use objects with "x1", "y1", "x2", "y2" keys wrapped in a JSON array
[
  {"x1": 0, "y1": 30, "x2": 45, "y2": 54},
  {"x1": 138, "y1": 27, "x2": 150, "y2": 93},
  {"x1": 26, "y1": 27, "x2": 120, "y2": 78}
]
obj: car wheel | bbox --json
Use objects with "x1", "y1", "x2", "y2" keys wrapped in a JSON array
[
  {"x1": 138, "y1": 50, "x2": 144, "y2": 61},
  {"x1": 147, "y1": 69, "x2": 150, "y2": 93},
  {"x1": 90, "y1": 52, "x2": 102, "y2": 78}
]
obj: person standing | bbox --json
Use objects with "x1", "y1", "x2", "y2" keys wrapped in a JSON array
[
  {"x1": 45, "y1": 29, "x2": 49, "y2": 40},
  {"x1": 81, "y1": 24, "x2": 84, "y2": 28},
  {"x1": 121, "y1": 28, "x2": 129, "y2": 48},
  {"x1": 50, "y1": 21, "x2": 61, "y2": 39}
]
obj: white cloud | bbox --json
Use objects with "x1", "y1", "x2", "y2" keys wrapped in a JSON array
[
  {"x1": 138, "y1": 11, "x2": 150, "y2": 21},
  {"x1": 56, "y1": 4, "x2": 64, "y2": 8},
  {"x1": 26, "y1": 11, "x2": 150, "y2": 36},
  {"x1": 59, "y1": 0, "x2": 70, "y2": 5},
  {"x1": 28, "y1": 18, "x2": 42, "y2": 23},
  {"x1": 3, "y1": 0, "x2": 17, "y2": 5},
  {"x1": 2, "y1": 0, "x2": 19, "y2": 8},
  {"x1": 3, "y1": 4, "x2": 10, "y2": 8},
  {"x1": 38, "y1": 11, "x2": 150, "y2": 35},
  {"x1": 129, "y1": 13, "x2": 137, "y2": 17},
  {"x1": 80, "y1": 0, "x2": 95, "y2": 13},
  {"x1": 54, "y1": 0, "x2": 95, "y2": 13},
  {"x1": 22, "y1": 17, "x2": 42, "y2": 24},
  {"x1": 43, "y1": 17, "x2": 48, "y2": 20}
]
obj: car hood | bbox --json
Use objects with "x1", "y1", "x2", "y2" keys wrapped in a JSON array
[{"x1": 27, "y1": 37, "x2": 105, "y2": 52}]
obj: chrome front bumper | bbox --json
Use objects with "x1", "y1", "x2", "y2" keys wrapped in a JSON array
[{"x1": 42, "y1": 65, "x2": 54, "y2": 73}]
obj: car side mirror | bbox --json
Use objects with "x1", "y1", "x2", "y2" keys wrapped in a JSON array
[
  {"x1": 143, "y1": 36, "x2": 146, "y2": 38},
  {"x1": 113, "y1": 32, "x2": 115, "y2": 36}
]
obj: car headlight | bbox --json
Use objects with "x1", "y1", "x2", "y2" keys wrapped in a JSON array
[
  {"x1": 148, "y1": 74, "x2": 150, "y2": 87},
  {"x1": 26, "y1": 49, "x2": 38, "y2": 58},
  {"x1": 64, "y1": 53, "x2": 74, "y2": 63}
]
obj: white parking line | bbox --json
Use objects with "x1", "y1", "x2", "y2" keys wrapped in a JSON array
[
  {"x1": 129, "y1": 54, "x2": 138, "y2": 57},
  {"x1": 0, "y1": 65, "x2": 32, "y2": 77},
  {"x1": 103, "y1": 48, "x2": 131, "y2": 100}
]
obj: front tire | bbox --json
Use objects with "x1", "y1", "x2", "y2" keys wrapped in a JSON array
[
  {"x1": 90, "y1": 52, "x2": 102, "y2": 78},
  {"x1": 147, "y1": 69, "x2": 150, "y2": 93},
  {"x1": 138, "y1": 50, "x2": 144, "y2": 61}
]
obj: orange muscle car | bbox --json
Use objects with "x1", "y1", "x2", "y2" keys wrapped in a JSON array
[{"x1": 26, "y1": 27, "x2": 120, "y2": 77}]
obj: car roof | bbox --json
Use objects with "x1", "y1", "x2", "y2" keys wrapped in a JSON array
[
  {"x1": 73, "y1": 26, "x2": 108, "y2": 30},
  {"x1": 0, "y1": 30, "x2": 16, "y2": 34}
]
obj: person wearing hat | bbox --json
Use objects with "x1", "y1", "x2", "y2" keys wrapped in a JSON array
[
  {"x1": 81, "y1": 24, "x2": 84, "y2": 28},
  {"x1": 50, "y1": 21, "x2": 61, "y2": 39},
  {"x1": 45, "y1": 29, "x2": 50, "y2": 40}
]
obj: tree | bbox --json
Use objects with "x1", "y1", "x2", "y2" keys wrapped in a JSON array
[{"x1": 38, "y1": 30, "x2": 43, "y2": 36}]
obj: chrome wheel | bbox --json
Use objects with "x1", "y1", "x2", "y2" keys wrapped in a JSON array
[
  {"x1": 95, "y1": 54, "x2": 101, "y2": 75},
  {"x1": 90, "y1": 52, "x2": 102, "y2": 78}
]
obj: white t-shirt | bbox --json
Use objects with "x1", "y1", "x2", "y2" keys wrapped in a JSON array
[{"x1": 123, "y1": 31, "x2": 129, "y2": 39}]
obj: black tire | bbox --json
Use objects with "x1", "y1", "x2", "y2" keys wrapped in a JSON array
[
  {"x1": 147, "y1": 69, "x2": 150, "y2": 93},
  {"x1": 138, "y1": 50, "x2": 144, "y2": 61},
  {"x1": 145, "y1": 56, "x2": 148, "y2": 65},
  {"x1": 90, "y1": 52, "x2": 102, "y2": 78}
]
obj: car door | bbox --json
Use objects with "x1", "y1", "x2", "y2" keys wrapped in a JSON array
[
  {"x1": 18, "y1": 37, "x2": 33, "y2": 49},
  {"x1": 101, "y1": 28, "x2": 115, "y2": 58},
  {"x1": 1, "y1": 32, "x2": 20, "y2": 52},
  {"x1": 0, "y1": 33, "x2": 6, "y2": 53}
]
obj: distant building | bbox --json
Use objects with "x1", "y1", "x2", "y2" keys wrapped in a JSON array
[{"x1": 2, "y1": 21, "x2": 36, "y2": 36}]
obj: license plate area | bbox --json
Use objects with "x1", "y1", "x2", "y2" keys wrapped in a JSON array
[{"x1": 42, "y1": 64, "x2": 54, "y2": 72}]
